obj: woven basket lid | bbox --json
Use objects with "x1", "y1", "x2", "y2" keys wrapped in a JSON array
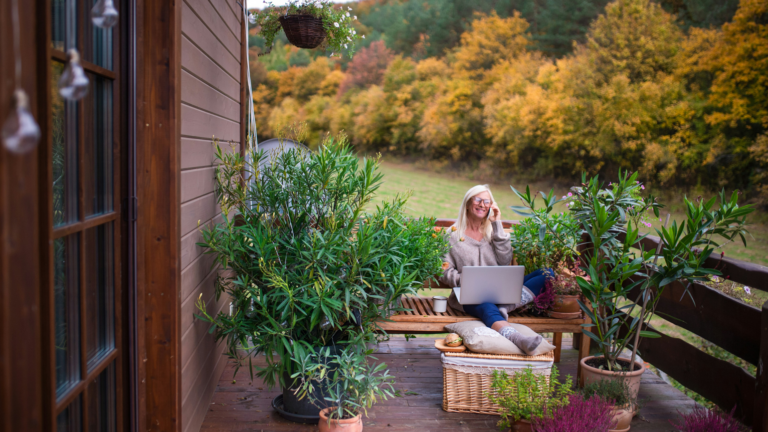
[{"x1": 444, "y1": 350, "x2": 554, "y2": 362}]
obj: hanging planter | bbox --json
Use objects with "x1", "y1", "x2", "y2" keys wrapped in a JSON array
[
  {"x1": 279, "y1": 14, "x2": 326, "y2": 49},
  {"x1": 254, "y1": 1, "x2": 362, "y2": 57}
]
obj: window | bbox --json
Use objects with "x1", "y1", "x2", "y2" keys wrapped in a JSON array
[{"x1": 47, "y1": 1, "x2": 122, "y2": 430}]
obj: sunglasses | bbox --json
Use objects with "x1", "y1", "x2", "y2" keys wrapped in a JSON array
[{"x1": 472, "y1": 197, "x2": 491, "y2": 206}]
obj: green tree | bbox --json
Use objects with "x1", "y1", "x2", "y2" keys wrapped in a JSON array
[{"x1": 288, "y1": 49, "x2": 312, "y2": 67}]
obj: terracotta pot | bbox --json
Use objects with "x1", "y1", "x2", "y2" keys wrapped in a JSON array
[
  {"x1": 609, "y1": 404, "x2": 633, "y2": 432},
  {"x1": 509, "y1": 419, "x2": 531, "y2": 432},
  {"x1": 580, "y1": 356, "x2": 645, "y2": 404},
  {"x1": 318, "y1": 407, "x2": 363, "y2": 432},
  {"x1": 552, "y1": 294, "x2": 580, "y2": 313}
]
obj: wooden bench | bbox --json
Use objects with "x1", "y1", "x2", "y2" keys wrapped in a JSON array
[
  {"x1": 378, "y1": 295, "x2": 590, "y2": 364},
  {"x1": 376, "y1": 218, "x2": 592, "y2": 379}
]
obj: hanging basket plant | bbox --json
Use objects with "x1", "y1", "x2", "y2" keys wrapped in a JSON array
[{"x1": 254, "y1": 0, "x2": 362, "y2": 57}]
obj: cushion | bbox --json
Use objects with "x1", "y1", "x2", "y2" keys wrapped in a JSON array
[
  {"x1": 444, "y1": 321, "x2": 523, "y2": 355},
  {"x1": 443, "y1": 321, "x2": 556, "y2": 356},
  {"x1": 506, "y1": 323, "x2": 556, "y2": 356}
]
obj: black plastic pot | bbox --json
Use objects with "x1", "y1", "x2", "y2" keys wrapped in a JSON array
[{"x1": 275, "y1": 343, "x2": 345, "y2": 422}]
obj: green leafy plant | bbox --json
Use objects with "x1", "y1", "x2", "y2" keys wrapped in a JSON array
[
  {"x1": 254, "y1": 0, "x2": 362, "y2": 56},
  {"x1": 581, "y1": 379, "x2": 636, "y2": 408},
  {"x1": 509, "y1": 195, "x2": 580, "y2": 274},
  {"x1": 292, "y1": 346, "x2": 396, "y2": 421},
  {"x1": 194, "y1": 132, "x2": 449, "y2": 388},
  {"x1": 511, "y1": 170, "x2": 753, "y2": 372},
  {"x1": 486, "y1": 366, "x2": 574, "y2": 428}
]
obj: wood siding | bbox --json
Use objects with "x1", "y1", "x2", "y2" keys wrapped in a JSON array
[{"x1": 179, "y1": 1, "x2": 243, "y2": 431}]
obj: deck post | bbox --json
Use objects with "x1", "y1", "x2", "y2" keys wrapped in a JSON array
[
  {"x1": 755, "y1": 299, "x2": 768, "y2": 431},
  {"x1": 553, "y1": 332, "x2": 562, "y2": 363}
]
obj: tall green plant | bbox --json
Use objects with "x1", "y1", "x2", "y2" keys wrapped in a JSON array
[
  {"x1": 511, "y1": 170, "x2": 752, "y2": 371},
  {"x1": 195, "y1": 134, "x2": 449, "y2": 387}
]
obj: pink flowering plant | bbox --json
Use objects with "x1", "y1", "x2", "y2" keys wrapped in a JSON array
[
  {"x1": 532, "y1": 394, "x2": 615, "y2": 432},
  {"x1": 670, "y1": 406, "x2": 747, "y2": 432},
  {"x1": 253, "y1": 0, "x2": 361, "y2": 56}
]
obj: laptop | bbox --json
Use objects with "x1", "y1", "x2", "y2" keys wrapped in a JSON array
[{"x1": 453, "y1": 266, "x2": 525, "y2": 305}]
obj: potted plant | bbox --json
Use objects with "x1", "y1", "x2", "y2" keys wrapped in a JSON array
[
  {"x1": 253, "y1": 0, "x2": 362, "y2": 56},
  {"x1": 293, "y1": 346, "x2": 396, "y2": 432},
  {"x1": 581, "y1": 379, "x2": 637, "y2": 431},
  {"x1": 532, "y1": 394, "x2": 615, "y2": 432},
  {"x1": 511, "y1": 171, "x2": 752, "y2": 402},
  {"x1": 486, "y1": 366, "x2": 574, "y2": 431},
  {"x1": 508, "y1": 205, "x2": 579, "y2": 275},
  {"x1": 194, "y1": 131, "x2": 449, "y2": 420},
  {"x1": 545, "y1": 262, "x2": 587, "y2": 319}
]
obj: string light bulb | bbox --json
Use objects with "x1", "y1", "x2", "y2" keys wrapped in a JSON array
[
  {"x1": 2, "y1": 89, "x2": 41, "y2": 154},
  {"x1": 248, "y1": 12, "x2": 256, "y2": 24},
  {"x1": 91, "y1": 0, "x2": 119, "y2": 28},
  {"x1": 59, "y1": 49, "x2": 90, "y2": 101}
]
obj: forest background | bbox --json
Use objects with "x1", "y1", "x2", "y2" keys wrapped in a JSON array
[{"x1": 247, "y1": 0, "x2": 767, "y2": 208}]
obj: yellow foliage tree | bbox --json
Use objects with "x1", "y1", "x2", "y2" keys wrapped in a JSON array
[
  {"x1": 292, "y1": 57, "x2": 332, "y2": 101},
  {"x1": 452, "y1": 11, "x2": 530, "y2": 81},
  {"x1": 678, "y1": 0, "x2": 767, "y2": 130}
]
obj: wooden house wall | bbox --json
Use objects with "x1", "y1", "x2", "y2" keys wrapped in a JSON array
[{"x1": 179, "y1": 1, "x2": 243, "y2": 431}]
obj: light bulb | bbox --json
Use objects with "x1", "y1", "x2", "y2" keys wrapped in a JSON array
[
  {"x1": 91, "y1": 0, "x2": 119, "y2": 28},
  {"x1": 248, "y1": 12, "x2": 256, "y2": 24},
  {"x1": 2, "y1": 89, "x2": 41, "y2": 154},
  {"x1": 59, "y1": 49, "x2": 89, "y2": 101}
]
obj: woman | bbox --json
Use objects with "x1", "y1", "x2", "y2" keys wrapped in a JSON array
[{"x1": 439, "y1": 185, "x2": 552, "y2": 355}]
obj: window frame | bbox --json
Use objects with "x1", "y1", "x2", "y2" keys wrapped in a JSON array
[{"x1": 41, "y1": 0, "x2": 125, "y2": 430}]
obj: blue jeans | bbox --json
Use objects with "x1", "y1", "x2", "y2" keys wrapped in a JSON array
[{"x1": 463, "y1": 268, "x2": 554, "y2": 327}]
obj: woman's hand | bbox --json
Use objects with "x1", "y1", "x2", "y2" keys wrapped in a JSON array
[{"x1": 488, "y1": 202, "x2": 501, "y2": 222}]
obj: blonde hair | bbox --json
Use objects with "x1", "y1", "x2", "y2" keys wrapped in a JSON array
[{"x1": 456, "y1": 185, "x2": 496, "y2": 242}]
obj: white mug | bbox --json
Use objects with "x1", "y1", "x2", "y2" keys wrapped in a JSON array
[{"x1": 432, "y1": 296, "x2": 448, "y2": 313}]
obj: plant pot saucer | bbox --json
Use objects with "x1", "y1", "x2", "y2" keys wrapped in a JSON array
[
  {"x1": 547, "y1": 311, "x2": 581, "y2": 319},
  {"x1": 272, "y1": 394, "x2": 319, "y2": 424}
]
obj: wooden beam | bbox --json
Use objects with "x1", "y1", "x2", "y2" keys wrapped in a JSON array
[
  {"x1": 134, "y1": 0, "x2": 182, "y2": 430},
  {"x1": 0, "y1": 0, "x2": 44, "y2": 430},
  {"x1": 239, "y1": 1, "x2": 247, "y2": 156},
  {"x1": 755, "y1": 299, "x2": 768, "y2": 431}
]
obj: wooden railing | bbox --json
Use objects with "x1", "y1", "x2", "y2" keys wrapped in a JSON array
[{"x1": 611, "y1": 232, "x2": 768, "y2": 430}]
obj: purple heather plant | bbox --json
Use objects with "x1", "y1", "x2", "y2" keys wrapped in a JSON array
[
  {"x1": 528, "y1": 285, "x2": 556, "y2": 315},
  {"x1": 669, "y1": 406, "x2": 746, "y2": 432},
  {"x1": 532, "y1": 394, "x2": 614, "y2": 432}
]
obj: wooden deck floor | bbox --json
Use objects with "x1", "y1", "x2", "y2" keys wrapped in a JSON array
[{"x1": 200, "y1": 337, "x2": 698, "y2": 431}]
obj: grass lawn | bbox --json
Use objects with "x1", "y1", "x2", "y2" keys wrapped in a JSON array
[{"x1": 372, "y1": 157, "x2": 765, "y2": 408}]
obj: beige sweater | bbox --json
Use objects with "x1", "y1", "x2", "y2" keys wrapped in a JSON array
[{"x1": 439, "y1": 220, "x2": 515, "y2": 313}]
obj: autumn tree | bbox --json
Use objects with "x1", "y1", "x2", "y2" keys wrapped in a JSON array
[{"x1": 338, "y1": 41, "x2": 394, "y2": 95}]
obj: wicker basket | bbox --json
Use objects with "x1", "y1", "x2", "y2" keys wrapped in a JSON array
[
  {"x1": 279, "y1": 14, "x2": 326, "y2": 49},
  {"x1": 442, "y1": 351, "x2": 554, "y2": 415}
]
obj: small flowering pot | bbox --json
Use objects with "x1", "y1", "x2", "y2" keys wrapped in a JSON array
[
  {"x1": 609, "y1": 404, "x2": 633, "y2": 432},
  {"x1": 318, "y1": 407, "x2": 363, "y2": 432},
  {"x1": 551, "y1": 294, "x2": 580, "y2": 313},
  {"x1": 509, "y1": 419, "x2": 531, "y2": 432}
]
